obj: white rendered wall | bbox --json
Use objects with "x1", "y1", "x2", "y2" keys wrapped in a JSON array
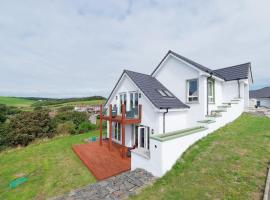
[
  {"x1": 208, "y1": 79, "x2": 223, "y2": 113},
  {"x1": 222, "y1": 81, "x2": 240, "y2": 102},
  {"x1": 157, "y1": 110, "x2": 188, "y2": 134},
  {"x1": 154, "y1": 55, "x2": 207, "y2": 127},
  {"x1": 132, "y1": 99, "x2": 245, "y2": 177}
]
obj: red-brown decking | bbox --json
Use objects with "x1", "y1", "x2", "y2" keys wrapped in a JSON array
[{"x1": 72, "y1": 140, "x2": 131, "y2": 180}]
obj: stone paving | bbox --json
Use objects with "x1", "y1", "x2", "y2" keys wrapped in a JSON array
[
  {"x1": 246, "y1": 107, "x2": 270, "y2": 117},
  {"x1": 51, "y1": 169, "x2": 156, "y2": 200}
]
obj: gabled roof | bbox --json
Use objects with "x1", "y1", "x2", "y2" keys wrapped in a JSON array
[
  {"x1": 151, "y1": 50, "x2": 253, "y2": 82},
  {"x1": 212, "y1": 63, "x2": 252, "y2": 82},
  {"x1": 152, "y1": 50, "x2": 213, "y2": 76},
  {"x1": 125, "y1": 70, "x2": 189, "y2": 109},
  {"x1": 250, "y1": 87, "x2": 270, "y2": 99},
  {"x1": 105, "y1": 69, "x2": 189, "y2": 109}
]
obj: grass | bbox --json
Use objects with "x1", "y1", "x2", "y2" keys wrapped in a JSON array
[
  {"x1": 0, "y1": 96, "x2": 105, "y2": 111},
  {"x1": 0, "y1": 131, "x2": 99, "y2": 200},
  {"x1": 131, "y1": 114, "x2": 270, "y2": 200},
  {"x1": 0, "y1": 97, "x2": 36, "y2": 108}
]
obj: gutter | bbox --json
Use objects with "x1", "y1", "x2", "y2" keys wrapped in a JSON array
[{"x1": 162, "y1": 108, "x2": 169, "y2": 133}]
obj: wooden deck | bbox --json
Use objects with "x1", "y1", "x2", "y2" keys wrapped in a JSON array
[{"x1": 72, "y1": 140, "x2": 131, "y2": 180}]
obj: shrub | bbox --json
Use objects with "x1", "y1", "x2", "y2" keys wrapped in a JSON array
[
  {"x1": 58, "y1": 106, "x2": 74, "y2": 112},
  {"x1": 56, "y1": 121, "x2": 76, "y2": 135},
  {"x1": 78, "y1": 122, "x2": 97, "y2": 133},
  {"x1": 8, "y1": 110, "x2": 53, "y2": 146},
  {"x1": 54, "y1": 111, "x2": 88, "y2": 130}
]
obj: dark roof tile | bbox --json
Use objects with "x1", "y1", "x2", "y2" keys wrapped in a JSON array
[{"x1": 125, "y1": 70, "x2": 189, "y2": 109}]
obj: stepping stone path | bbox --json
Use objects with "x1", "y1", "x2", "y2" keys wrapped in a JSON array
[{"x1": 51, "y1": 169, "x2": 156, "y2": 200}]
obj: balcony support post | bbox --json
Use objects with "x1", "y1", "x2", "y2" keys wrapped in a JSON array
[
  {"x1": 99, "y1": 105, "x2": 103, "y2": 146},
  {"x1": 109, "y1": 104, "x2": 112, "y2": 151}
]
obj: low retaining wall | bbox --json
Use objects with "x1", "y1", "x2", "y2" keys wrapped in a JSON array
[{"x1": 131, "y1": 99, "x2": 244, "y2": 177}]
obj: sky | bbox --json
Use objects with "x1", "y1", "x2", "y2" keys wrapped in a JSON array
[{"x1": 0, "y1": 0, "x2": 269, "y2": 98}]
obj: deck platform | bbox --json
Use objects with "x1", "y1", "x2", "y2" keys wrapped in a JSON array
[{"x1": 72, "y1": 140, "x2": 131, "y2": 180}]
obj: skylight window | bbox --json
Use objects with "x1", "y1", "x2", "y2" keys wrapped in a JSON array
[{"x1": 157, "y1": 89, "x2": 174, "y2": 98}]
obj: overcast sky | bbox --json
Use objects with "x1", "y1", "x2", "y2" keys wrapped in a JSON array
[{"x1": 0, "y1": 0, "x2": 269, "y2": 98}]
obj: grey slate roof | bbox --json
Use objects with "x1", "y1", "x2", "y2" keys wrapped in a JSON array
[
  {"x1": 250, "y1": 87, "x2": 270, "y2": 99},
  {"x1": 124, "y1": 70, "x2": 189, "y2": 109},
  {"x1": 212, "y1": 63, "x2": 252, "y2": 81}
]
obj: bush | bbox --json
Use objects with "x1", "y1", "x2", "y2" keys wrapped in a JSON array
[
  {"x1": 78, "y1": 122, "x2": 97, "y2": 133},
  {"x1": 8, "y1": 110, "x2": 53, "y2": 146},
  {"x1": 0, "y1": 123, "x2": 10, "y2": 148},
  {"x1": 53, "y1": 111, "x2": 88, "y2": 130},
  {"x1": 56, "y1": 121, "x2": 76, "y2": 135},
  {"x1": 58, "y1": 106, "x2": 74, "y2": 112}
]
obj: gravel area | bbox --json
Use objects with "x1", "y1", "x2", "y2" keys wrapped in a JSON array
[{"x1": 50, "y1": 168, "x2": 156, "y2": 200}]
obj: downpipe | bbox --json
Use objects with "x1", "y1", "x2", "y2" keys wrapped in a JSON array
[{"x1": 163, "y1": 108, "x2": 169, "y2": 133}]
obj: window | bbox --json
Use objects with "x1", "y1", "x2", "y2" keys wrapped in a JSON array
[
  {"x1": 208, "y1": 79, "x2": 215, "y2": 103},
  {"x1": 157, "y1": 89, "x2": 174, "y2": 98},
  {"x1": 119, "y1": 93, "x2": 127, "y2": 113},
  {"x1": 157, "y1": 89, "x2": 167, "y2": 97},
  {"x1": 113, "y1": 122, "x2": 121, "y2": 142},
  {"x1": 187, "y1": 79, "x2": 199, "y2": 102},
  {"x1": 129, "y1": 92, "x2": 139, "y2": 111}
]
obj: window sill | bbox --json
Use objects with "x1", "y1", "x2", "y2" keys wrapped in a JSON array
[{"x1": 186, "y1": 101, "x2": 200, "y2": 104}]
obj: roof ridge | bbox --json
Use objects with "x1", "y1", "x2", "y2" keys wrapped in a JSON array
[
  {"x1": 124, "y1": 69, "x2": 152, "y2": 77},
  {"x1": 214, "y1": 62, "x2": 251, "y2": 71}
]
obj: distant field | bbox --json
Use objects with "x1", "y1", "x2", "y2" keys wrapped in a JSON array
[
  {"x1": 0, "y1": 97, "x2": 36, "y2": 108},
  {"x1": 0, "y1": 96, "x2": 106, "y2": 111}
]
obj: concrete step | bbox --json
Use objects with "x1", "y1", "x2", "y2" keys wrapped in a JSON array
[
  {"x1": 218, "y1": 105, "x2": 231, "y2": 109},
  {"x1": 197, "y1": 119, "x2": 216, "y2": 124}
]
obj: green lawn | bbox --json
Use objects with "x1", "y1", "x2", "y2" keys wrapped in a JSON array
[
  {"x1": 0, "y1": 97, "x2": 36, "y2": 108},
  {"x1": 0, "y1": 131, "x2": 99, "y2": 200},
  {"x1": 131, "y1": 114, "x2": 270, "y2": 200}
]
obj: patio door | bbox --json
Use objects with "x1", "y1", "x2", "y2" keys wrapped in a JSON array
[{"x1": 137, "y1": 126, "x2": 149, "y2": 150}]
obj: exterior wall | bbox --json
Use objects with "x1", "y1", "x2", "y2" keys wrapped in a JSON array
[
  {"x1": 222, "y1": 80, "x2": 239, "y2": 102},
  {"x1": 157, "y1": 110, "x2": 188, "y2": 134},
  {"x1": 131, "y1": 99, "x2": 245, "y2": 177},
  {"x1": 208, "y1": 79, "x2": 223, "y2": 113},
  {"x1": 153, "y1": 55, "x2": 207, "y2": 127}
]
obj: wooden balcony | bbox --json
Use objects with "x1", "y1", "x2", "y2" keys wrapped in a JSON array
[{"x1": 99, "y1": 104, "x2": 142, "y2": 156}]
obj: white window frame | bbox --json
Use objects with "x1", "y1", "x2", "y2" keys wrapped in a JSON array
[
  {"x1": 113, "y1": 122, "x2": 121, "y2": 143},
  {"x1": 129, "y1": 91, "x2": 139, "y2": 110},
  {"x1": 119, "y1": 92, "x2": 127, "y2": 113},
  {"x1": 137, "y1": 126, "x2": 149, "y2": 150},
  {"x1": 186, "y1": 79, "x2": 199, "y2": 103}
]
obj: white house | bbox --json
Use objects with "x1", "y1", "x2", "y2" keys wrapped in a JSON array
[
  {"x1": 250, "y1": 87, "x2": 270, "y2": 108},
  {"x1": 99, "y1": 50, "x2": 253, "y2": 177}
]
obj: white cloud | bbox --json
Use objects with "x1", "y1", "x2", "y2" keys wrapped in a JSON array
[{"x1": 0, "y1": 0, "x2": 269, "y2": 97}]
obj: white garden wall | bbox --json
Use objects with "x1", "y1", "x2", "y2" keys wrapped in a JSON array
[{"x1": 131, "y1": 99, "x2": 244, "y2": 177}]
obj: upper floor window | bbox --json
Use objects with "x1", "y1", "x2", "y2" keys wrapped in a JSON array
[
  {"x1": 208, "y1": 79, "x2": 215, "y2": 103},
  {"x1": 187, "y1": 79, "x2": 199, "y2": 102},
  {"x1": 119, "y1": 93, "x2": 127, "y2": 113},
  {"x1": 130, "y1": 92, "x2": 139, "y2": 110}
]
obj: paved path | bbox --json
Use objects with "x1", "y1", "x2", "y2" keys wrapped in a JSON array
[
  {"x1": 247, "y1": 107, "x2": 270, "y2": 117},
  {"x1": 51, "y1": 169, "x2": 156, "y2": 200},
  {"x1": 264, "y1": 167, "x2": 270, "y2": 200}
]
